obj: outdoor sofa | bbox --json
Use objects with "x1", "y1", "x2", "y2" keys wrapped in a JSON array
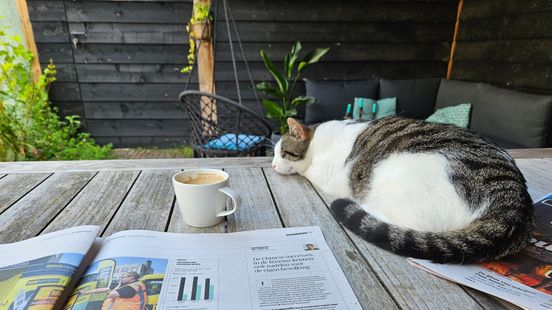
[{"x1": 304, "y1": 78, "x2": 552, "y2": 149}]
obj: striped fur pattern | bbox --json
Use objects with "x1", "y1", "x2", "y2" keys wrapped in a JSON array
[{"x1": 272, "y1": 117, "x2": 534, "y2": 263}]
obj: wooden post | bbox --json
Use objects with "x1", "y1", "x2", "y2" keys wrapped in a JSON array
[
  {"x1": 446, "y1": 0, "x2": 464, "y2": 80},
  {"x1": 191, "y1": 0, "x2": 217, "y2": 135},
  {"x1": 15, "y1": 0, "x2": 41, "y2": 83}
]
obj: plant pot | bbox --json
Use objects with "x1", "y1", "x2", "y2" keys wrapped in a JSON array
[{"x1": 271, "y1": 132, "x2": 282, "y2": 145}]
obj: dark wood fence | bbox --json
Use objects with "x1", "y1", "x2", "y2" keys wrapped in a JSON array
[
  {"x1": 28, "y1": 0, "x2": 457, "y2": 147},
  {"x1": 452, "y1": 0, "x2": 552, "y2": 95}
]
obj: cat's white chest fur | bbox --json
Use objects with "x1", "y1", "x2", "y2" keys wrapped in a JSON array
[{"x1": 302, "y1": 121, "x2": 367, "y2": 197}]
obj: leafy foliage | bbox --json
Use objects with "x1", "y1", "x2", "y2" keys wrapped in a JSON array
[
  {"x1": 0, "y1": 30, "x2": 112, "y2": 161},
  {"x1": 181, "y1": 2, "x2": 212, "y2": 74},
  {"x1": 255, "y1": 42, "x2": 329, "y2": 134}
]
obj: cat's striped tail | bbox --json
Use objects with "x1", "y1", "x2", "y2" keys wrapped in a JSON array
[{"x1": 330, "y1": 198, "x2": 532, "y2": 264}]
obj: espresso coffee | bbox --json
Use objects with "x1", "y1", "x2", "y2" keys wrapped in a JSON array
[{"x1": 183, "y1": 172, "x2": 225, "y2": 185}]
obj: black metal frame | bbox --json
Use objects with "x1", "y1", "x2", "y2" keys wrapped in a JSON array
[{"x1": 179, "y1": 90, "x2": 272, "y2": 158}]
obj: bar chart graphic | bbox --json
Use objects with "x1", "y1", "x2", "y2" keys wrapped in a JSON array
[
  {"x1": 159, "y1": 258, "x2": 218, "y2": 309},
  {"x1": 176, "y1": 276, "x2": 214, "y2": 301}
]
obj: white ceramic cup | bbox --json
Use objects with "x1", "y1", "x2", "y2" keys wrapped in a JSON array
[{"x1": 172, "y1": 169, "x2": 241, "y2": 227}]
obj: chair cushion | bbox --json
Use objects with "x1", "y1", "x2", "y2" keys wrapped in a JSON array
[
  {"x1": 426, "y1": 103, "x2": 472, "y2": 128},
  {"x1": 204, "y1": 133, "x2": 264, "y2": 151},
  {"x1": 353, "y1": 97, "x2": 396, "y2": 120},
  {"x1": 379, "y1": 78, "x2": 441, "y2": 119},
  {"x1": 470, "y1": 84, "x2": 552, "y2": 148},
  {"x1": 304, "y1": 79, "x2": 379, "y2": 124},
  {"x1": 435, "y1": 79, "x2": 481, "y2": 109}
]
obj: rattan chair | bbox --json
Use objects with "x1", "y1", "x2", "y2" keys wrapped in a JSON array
[{"x1": 179, "y1": 90, "x2": 272, "y2": 158}]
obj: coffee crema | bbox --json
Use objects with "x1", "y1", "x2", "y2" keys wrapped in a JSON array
[{"x1": 183, "y1": 172, "x2": 225, "y2": 185}]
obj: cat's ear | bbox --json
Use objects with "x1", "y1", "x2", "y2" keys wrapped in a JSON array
[{"x1": 287, "y1": 118, "x2": 312, "y2": 141}]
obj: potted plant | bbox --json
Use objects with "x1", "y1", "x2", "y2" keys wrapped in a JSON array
[{"x1": 255, "y1": 42, "x2": 329, "y2": 139}]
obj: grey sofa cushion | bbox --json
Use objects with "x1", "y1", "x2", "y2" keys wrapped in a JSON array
[
  {"x1": 435, "y1": 79, "x2": 481, "y2": 109},
  {"x1": 471, "y1": 84, "x2": 552, "y2": 148},
  {"x1": 379, "y1": 78, "x2": 441, "y2": 119},
  {"x1": 304, "y1": 79, "x2": 379, "y2": 124}
]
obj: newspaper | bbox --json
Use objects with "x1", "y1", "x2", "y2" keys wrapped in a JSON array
[
  {"x1": 1, "y1": 226, "x2": 361, "y2": 310},
  {"x1": 409, "y1": 193, "x2": 552, "y2": 310}
]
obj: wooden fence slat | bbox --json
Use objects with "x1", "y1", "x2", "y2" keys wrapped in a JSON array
[
  {"x1": 93, "y1": 136, "x2": 188, "y2": 148},
  {"x1": 42, "y1": 170, "x2": 140, "y2": 234},
  {"x1": 458, "y1": 12, "x2": 552, "y2": 41},
  {"x1": 314, "y1": 189, "x2": 490, "y2": 310},
  {"x1": 32, "y1": 21, "x2": 69, "y2": 43},
  {"x1": 69, "y1": 42, "x2": 450, "y2": 64},
  {"x1": 451, "y1": 61, "x2": 552, "y2": 90},
  {"x1": 0, "y1": 173, "x2": 51, "y2": 214},
  {"x1": 61, "y1": 1, "x2": 455, "y2": 23},
  {"x1": 455, "y1": 39, "x2": 552, "y2": 63},
  {"x1": 66, "y1": 22, "x2": 453, "y2": 45},
  {"x1": 0, "y1": 172, "x2": 96, "y2": 243},
  {"x1": 27, "y1": 0, "x2": 66, "y2": 21},
  {"x1": 262, "y1": 168, "x2": 398, "y2": 310},
  {"x1": 461, "y1": 0, "x2": 552, "y2": 20},
  {"x1": 102, "y1": 169, "x2": 179, "y2": 235},
  {"x1": 74, "y1": 62, "x2": 447, "y2": 84}
]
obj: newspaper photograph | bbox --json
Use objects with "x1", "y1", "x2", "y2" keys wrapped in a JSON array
[
  {"x1": 410, "y1": 193, "x2": 552, "y2": 310},
  {"x1": 0, "y1": 226, "x2": 100, "y2": 310},
  {"x1": 64, "y1": 226, "x2": 361, "y2": 310}
]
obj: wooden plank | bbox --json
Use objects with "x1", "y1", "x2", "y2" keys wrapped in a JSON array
[
  {"x1": 461, "y1": 0, "x2": 552, "y2": 20},
  {"x1": 313, "y1": 189, "x2": 490, "y2": 309},
  {"x1": 65, "y1": 1, "x2": 191, "y2": 23},
  {"x1": 68, "y1": 21, "x2": 453, "y2": 44},
  {"x1": 87, "y1": 119, "x2": 189, "y2": 137},
  {"x1": 42, "y1": 170, "x2": 139, "y2": 234},
  {"x1": 53, "y1": 101, "x2": 86, "y2": 120},
  {"x1": 43, "y1": 62, "x2": 77, "y2": 82},
  {"x1": 0, "y1": 172, "x2": 96, "y2": 243},
  {"x1": 78, "y1": 83, "x2": 264, "y2": 101},
  {"x1": 94, "y1": 136, "x2": 189, "y2": 148},
  {"x1": 62, "y1": 1, "x2": 455, "y2": 23},
  {"x1": 225, "y1": 167, "x2": 282, "y2": 231},
  {"x1": 31, "y1": 21, "x2": 69, "y2": 43},
  {"x1": 0, "y1": 173, "x2": 51, "y2": 214},
  {"x1": 27, "y1": 0, "x2": 66, "y2": 21},
  {"x1": 458, "y1": 12, "x2": 552, "y2": 41},
  {"x1": 49, "y1": 82, "x2": 81, "y2": 102},
  {"x1": 72, "y1": 42, "x2": 450, "y2": 64},
  {"x1": 83, "y1": 100, "x2": 261, "y2": 120},
  {"x1": 75, "y1": 61, "x2": 447, "y2": 83},
  {"x1": 455, "y1": 39, "x2": 552, "y2": 63},
  {"x1": 509, "y1": 148, "x2": 552, "y2": 159},
  {"x1": 16, "y1": 0, "x2": 42, "y2": 81},
  {"x1": 262, "y1": 169, "x2": 398, "y2": 310},
  {"x1": 0, "y1": 157, "x2": 272, "y2": 173},
  {"x1": 516, "y1": 158, "x2": 552, "y2": 200},
  {"x1": 37, "y1": 43, "x2": 73, "y2": 63},
  {"x1": 102, "y1": 169, "x2": 179, "y2": 235},
  {"x1": 451, "y1": 60, "x2": 552, "y2": 90}
]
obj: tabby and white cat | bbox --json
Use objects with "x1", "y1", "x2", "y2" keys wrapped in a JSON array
[{"x1": 272, "y1": 117, "x2": 534, "y2": 263}]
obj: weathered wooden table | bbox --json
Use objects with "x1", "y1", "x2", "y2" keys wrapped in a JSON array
[{"x1": 1, "y1": 150, "x2": 551, "y2": 309}]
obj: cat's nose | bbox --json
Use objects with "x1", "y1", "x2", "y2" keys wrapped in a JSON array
[{"x1": 272, "y1": 163, "x2": 277, "y2": 169}]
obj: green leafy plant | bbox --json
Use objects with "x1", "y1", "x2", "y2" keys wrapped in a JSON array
[
  {"x1": 255, "y1": 42, "x2": 329, "y2": 134},
  {"x1": 0, "y1": 29, "x2": 112, "y2": 161},
  {"x1": 181, "y1": 2, "x2": 212, "y2": 73}
]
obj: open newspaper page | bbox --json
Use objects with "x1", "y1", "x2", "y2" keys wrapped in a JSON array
[
  {"x1": 63, "y1": 226, "x2": 361, "y2": 310},
  {"x1": 409, "y1": 193, "x2": 552, "y2": 310},
  {"x1": 0, "y1": 226, "x2": 101, "y2": 310}
]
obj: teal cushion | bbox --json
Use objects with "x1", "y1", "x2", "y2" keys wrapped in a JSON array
[
  {"x1": 426, "y1": 103, "x2": 472, "y2": 128},
  {"x1": 352, "y1": 97, "x2": 396, "y2": 120},
  {"x1": 204, "y1": 133, "x2": 264, "y2": 151}
]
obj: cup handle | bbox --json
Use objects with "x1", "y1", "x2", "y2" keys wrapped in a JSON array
[{"x1": 217, "y1": 187, "x2": 241, "y2": 217}]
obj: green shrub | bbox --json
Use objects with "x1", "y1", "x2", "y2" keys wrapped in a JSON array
[{"x1": 0, "y1": 30, "x2": 111, "y2": 161}]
